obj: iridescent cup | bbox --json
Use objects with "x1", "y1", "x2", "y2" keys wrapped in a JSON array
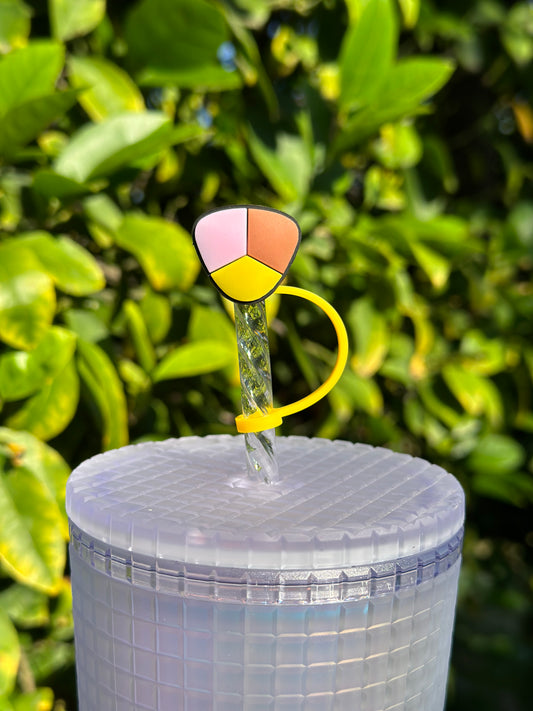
[{"x1": 67, "y1": 436, "x2": 464, "y2": 711}]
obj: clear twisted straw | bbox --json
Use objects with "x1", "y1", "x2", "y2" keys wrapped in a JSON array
[{"x1": 234, "y1": 301, "x2": 279, "y2": 484}]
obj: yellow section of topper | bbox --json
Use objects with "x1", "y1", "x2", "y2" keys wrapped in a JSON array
[{"x1": 211, "y1": 256, "x2": 281, "y2": 303}]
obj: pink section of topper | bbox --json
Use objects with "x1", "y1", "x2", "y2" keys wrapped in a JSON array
[{"x1": 194, "y1": 207, "x2": 248, "y2": 272}]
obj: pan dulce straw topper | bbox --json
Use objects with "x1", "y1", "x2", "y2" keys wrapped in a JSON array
[{"x1": 193, "y1": 205, "x2": 348, "y2": 481}]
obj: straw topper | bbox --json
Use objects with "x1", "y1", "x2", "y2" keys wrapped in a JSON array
[
  {"x1": 193, "y1": 205, "x2": 301, "y2": 303},
  {"x1": 192, "y1": 205, "x2": 348, "y2": 438}
]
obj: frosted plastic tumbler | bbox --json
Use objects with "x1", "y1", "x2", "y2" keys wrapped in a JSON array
[{"x1": 67, "y1": 436, "x2": 464, "y2": 710}]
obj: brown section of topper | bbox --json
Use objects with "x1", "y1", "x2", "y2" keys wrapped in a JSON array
[{"x1": 247, "y1": 208, "x2": 300, "y2": 274}]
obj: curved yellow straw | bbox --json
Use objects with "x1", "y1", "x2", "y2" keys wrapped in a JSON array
[{"x1": 235, "y1": 286, "x2": 349, "y2": 434}]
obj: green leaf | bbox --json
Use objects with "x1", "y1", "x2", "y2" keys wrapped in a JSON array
[
  {"x1": 50, "y1": 0, "x2": 105, "y2": 42},
  {"x1": 0, "y1": 607, "x2": 19, "y2": 697},
  {"x1": 16, "y1": 232, "x2": 105, "y2": 296},
  {"x1": 0, "y1": 584, "x2": 49, "y2": 628},
  {"x1": 188, "y1": 305, "x2": 238, "y2": 383},
  {"x1": 115, "y1": 213, "x2": 199, "y2": 291},
  {"x1": 189, "y1": 305, "x2": 235, "y2": 345},
  {"x1": 339, "y1": 0, "x2": 396, "y2": 110},
  {"x1": 11, "y1": 688, "x2": 54, "y2": 711},
  {"x1": 372, "y1": 123, "x2": 422, "y2": 169},
  {"x1": 32, "y1": 170, "x2": 91, "y2": 200},
  {"x1": 0, "y1": 242, "x2": 55, "y2": 351},
  {"x1": 139, "y1": 289, "x2": 171, "y2": 345},
  {"x1": 0, "y1": 465, "x2": 65, "y2": 594},
  {"x1": 153, "y1": 341, "x2": 234, "y2": 381},
  {"x1": 0, "y1": 326, "x2": 76, "y2": 402},
  {"x1": 76, "y1": 340, "x2": 129, "y2": 450},
  {"x1": 460, "y1": 330, "x2": 507, "y2": 376},
  {"x1": 348, "y1": 297, "x2": 389, "y2": 377},
  {"x1": 25, "y1": 638, "x2": 74, "y2": 685},
  {"x1": 123, "y1": 300, "x2": 156, "y2": 373},
  {"x1": 247, "y1": 128, "x2": 312, "y2": 202},
  {"x1": 442, "y1": 364, "x2": 503, "y2": 426},
  {"x1": 63, "y1": 309, "x2": 108, "y2": 343},
  {"x1": 410, "y1": 240, "x2": 451, "y2": 289},
  {"x1": 125, "y1": 0, "x2": 242, "y2": 90},
  {"x1": 467, "y1": 434, "x2": 526, "y2": 476},
  {"x1": 54, "y1": 111, "x2": 172, "y2": 183},
  {"x1": 83, "y1": 193, "x2": 123, "y2": 234},
  {"x1": 0, "y1": 0, "x2": 31, "y2": 54},
  {"x1": 332, "y1": 369, "x2": 384, "y2": 417},
  {"x1": 398, "y1": 0, "x2": 420, "y2": 28},
  {"x1": 68, "y1": 55, "x2": 144, "y2": 122},
  {"x1": 377, "y1": 57, "x2": 455, "y2": 115},
  {"x1": 6, "y1": 359, "x2": 79, "y2": 441},
  {"x1": 0, "y1": 428, "x2": 70, "y2": 527},
  {"x1": 0, "y1": 41, "x2": 64, "y2": 114},
  {"x1": 0, "y1": 90, "x2": 79, "y2": 157},
  {"x1": 335, "y1": 57, "x2": 454, "y2": 150},
  {"x1": 502, "y1": 3, "x2": 533, "y2": 66}
]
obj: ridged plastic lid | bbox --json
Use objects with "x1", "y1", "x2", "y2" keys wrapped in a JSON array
[{"x1": 66, "y1": 436, "x2": 464, "y2": 571}]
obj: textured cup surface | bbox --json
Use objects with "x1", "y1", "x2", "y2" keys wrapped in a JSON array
[{"x1": 67, "y1": 436, "x2": 464, "y2": 710}]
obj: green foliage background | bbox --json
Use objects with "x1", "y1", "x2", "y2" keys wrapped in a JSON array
[{"x1": 0, "y1": 0, "x2": 532, "y2": 709}]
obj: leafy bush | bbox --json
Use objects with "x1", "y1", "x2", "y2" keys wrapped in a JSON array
[{"x1": 0, "y1": 0, "x2": 532, "y2": 709}]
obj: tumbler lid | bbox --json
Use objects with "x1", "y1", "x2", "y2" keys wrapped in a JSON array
[{"x1": 66, "y1": 436, "x2": 464, "y2": 571}]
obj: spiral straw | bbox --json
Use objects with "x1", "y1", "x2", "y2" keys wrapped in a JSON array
[{"x1": 234, "y1": 301, "x2": 279, "y2": 484}]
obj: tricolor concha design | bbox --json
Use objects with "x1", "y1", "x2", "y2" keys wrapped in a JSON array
[{"x1": 192, "y1": 205, "x2": 301, "y2": 303}]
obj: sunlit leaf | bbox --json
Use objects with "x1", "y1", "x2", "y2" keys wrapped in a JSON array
[
  {"x1": 11, "y1": 688, "x2": 54, "y2": 711},
  {"x1": 0, "y1": 242, "x2": 55, "y2": 351},
  {"x1": 139, "y1": 289, "x2": 171, "y2": 345},
  {"x1": 76, "y1": 340, "x2": 129, "y2": 450},
  {"x1": 153, "y1": 341, "x2": 234, "y2": 381},
  {"x1": 339, "y1": 0, "x2": 396, "y2": 110},
  {"x1": 410, "y1": 240, "x2": 451, "y2": 288},
  {"x1": 378, "y1": 57, "x2": 455, "y2": 115},
  {"x1": 0, "y1": 466, "x2": 65, "y2": 594},
  {"x1": 0, "y1": 428, "x2": 70, "y2": 525},
  {"x1": 32, "y1": 170, "x2": 91, "y2": 200},
  {"x1": 189, "y1": 305, "x2": 239, "y2": 384},
  {"x1": 335, "y1": 57, "x2": 454, "y2": 150},
  {"x1": 54, "y1": 111, "x2": 172, "y2": 183},
  {"x1": 247, "y1": 127, "x2": 312, "y2": 201},
  {"x1": 0, "y1": 326, "x2": 76, "y2": 402},
  {"x1": 68, "y1": 55, "x2": 144, "y2": 122},
  {"x1": 123, "y1": 300, "x2": 156, "y2": 373},
  {"x1": 0, "y1": 0, "x2": 31, "y2": 53},
  {"x1": 15, "y1": 232, "x2": 104, "y2": 296},
  {"x1": 0, "y1": 41, "x2": 64, "y2": 114},
  {"x1": 0, "y1": 607, "x2": 19, "y2": 696},
  {"x1": 0, "y1": 90, "x2": 78, "y2": 157},
  {"x1": 443, "y1": 364, "x2": 503, "y2": 426},
  {"x1": 83, "y1": 193, "x2": 123, "y2": 235},
  {"x1": 373, "y1": 123, "x2": 422, "y2": 169},
  {"x1": 460, "y1": 330, "x2": 507, "y2": 376},
  {"x1": 63, "y1": 310, "x2": 108, "y2": 343},
  {"x1": 125, "y1": 0, "x2": 242, "y2": 89},
  {"x1": 348, "y1": 297, "x2": 389, "y2": 377},
  {"x1": 50, "y1": 0, "x2": 105, "y2": 42},
  {"x1": 6, "y1": 359, "x2": 79, "y2": 441},
  {"x1": 398, "y1": 0, "x2": 420, "y2": 28},
  {"x1": 16, "y1": 232, "x2": 104, "y2": 296},
  {"x1": 115, "y1": 213, "x2": 199, "y2": 291}
]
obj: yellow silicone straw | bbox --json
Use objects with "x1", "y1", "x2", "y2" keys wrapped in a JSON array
[{"x1": 235, "y1": 285, "x2": 349, "y2": 433}]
